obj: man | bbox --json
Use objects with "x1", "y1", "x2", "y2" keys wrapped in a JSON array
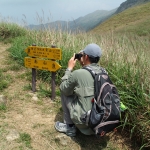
[{"x1": 55, "y1": 43, "x2": 104, "y2": 136}]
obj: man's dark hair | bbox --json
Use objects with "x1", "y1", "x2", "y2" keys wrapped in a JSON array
[{"x1": 88, "y1": 56, "x2": 100, "y2": 63}]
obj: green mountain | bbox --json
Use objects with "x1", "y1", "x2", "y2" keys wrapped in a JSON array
[
  {"x1": 27, "y1": 9, "x2": 116, "y2": 32},
  {"x1": 27, "y1": 0, "x2": 150, "y2": 33},
  {"x1": 90, "y1": 1, "x2": 150, "y2": 36},
  {"x1": 116, "y1": 0, "x2": 150, "y2": 13},
  {"x1": 70, "y1": 9, "x2": 116, "y2": 31}
]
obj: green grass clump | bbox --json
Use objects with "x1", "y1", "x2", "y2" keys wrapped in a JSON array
[
  {"x1": 19, "y1": 132, "x2": 32, "y2": 148},
  {"x1": 0, "y1": 70, "x2": 12, "y2": 91},
  {"x1": 38, "y1": 83, "x2": 51, "y2": 98},
  {"x1": 0, "y1": 104, "x2": 6, "y2": 111},
  {"x1": 0, "y1": 22, "x2": 27, "y2": 43},
  {"x1": 7, "y1": 36, "x2": 35, "y2": 65}
]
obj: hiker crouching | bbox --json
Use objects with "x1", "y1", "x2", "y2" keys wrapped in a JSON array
[{"x1": 55, "y1": 43, "x2": 103, "y2": 136}]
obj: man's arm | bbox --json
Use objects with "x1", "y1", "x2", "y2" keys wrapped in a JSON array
[
  {"x1": 60, "y1": 54, "x2": 77, "y2": 96},
  {"x1": 60, "y1": 72, "x2": 76, "y2": 96}
]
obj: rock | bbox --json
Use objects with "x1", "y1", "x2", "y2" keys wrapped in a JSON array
[
  {"x1": 28, "y1": 92, "x2": 39, "y2": 101},
  {"x1": 6, "y1": 129, "x2": 20, "y2": 141},
  {"x1": 55, "y1": 133, "x2": 71, "y2": 146},
  {"x1": 0, "y1": 95, "x2": 7, "y2": 105},
  {"x1": 28, "y1": 92, "x2": 36, "y2": 96},
  {"x1": 31, "y1": 96, "x2": 39, "y2": 101}
]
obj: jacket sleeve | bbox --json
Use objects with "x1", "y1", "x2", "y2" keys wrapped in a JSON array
[{"x1": 60, "y1": 70, "x2": 76, "y2": 96}]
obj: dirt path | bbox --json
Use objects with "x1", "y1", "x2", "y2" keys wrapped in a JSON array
[
  {"x1": 0, "y1": 43, "x2": 10, "y2": 66},
  {"x1": 0, "y1": 43, "x2": 60, "y2": 150},
  {"x1": 0, "y1": 42, "x2": 138, "y2": 150}
]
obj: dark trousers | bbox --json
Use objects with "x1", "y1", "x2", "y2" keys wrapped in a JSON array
[{"x1": 61, "y1": 93, "x2": 74, "y2": 124}]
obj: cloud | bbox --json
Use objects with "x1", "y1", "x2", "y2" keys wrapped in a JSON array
[
  {"x1": 0, "y1": 0, "x2": 125, "y2": 24},
  {"x1": 1, "y1": 0, "x2": 50, "y2": 6}
]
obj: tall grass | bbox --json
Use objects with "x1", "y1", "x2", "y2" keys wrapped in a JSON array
[
  {"x1": 0, "y1": 22, "x2": 26, "y2": 43},
  {"x1": 98, "y1": 32, "x2": 150, "y2": 148},
  {"x1": 0, "y1": 22, "x2": 150, "y2": 149}
]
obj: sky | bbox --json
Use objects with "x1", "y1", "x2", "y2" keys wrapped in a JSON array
[{"x1": 0, "y1": 0, "x2": 125, "y2": 25}]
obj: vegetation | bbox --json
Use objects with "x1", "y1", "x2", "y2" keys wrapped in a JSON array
[
  {"x1": 19, "y1": 133, "x2": 32, "y2": 148},
  {"x1": 0, "y1": 69, "x2": 12, "y2": 91},
  {"x1": 0, "y1": 5, "x2": 150, "y2": 149},
  {"x1": 91, "y1": 2, "x2": 150, "y2": 36},
  {"x1": 0, "y1": 22, "x2": 26, "y2": 43}
]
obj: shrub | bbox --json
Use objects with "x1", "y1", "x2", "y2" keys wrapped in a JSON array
[{"x1": 0, "y1": 22, "x2": 27, "y2": 43}]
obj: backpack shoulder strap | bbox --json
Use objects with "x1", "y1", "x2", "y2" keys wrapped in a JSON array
[
  {"x1": 83, "y1": 66, "x2": 107, "y2": 78},
  {"x1": 82, "y1": 66, "x2": 96, "y2": 79}
]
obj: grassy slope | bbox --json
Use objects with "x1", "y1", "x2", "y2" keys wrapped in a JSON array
[
  {"x1": 0, "y1": 17, "x2": 150, "y2": 148},
  {"x1": 0, "y1": 44, "x2": 138, "y2": 150},
  {"x1": 90, "y1": 2, "x2": 150, "y2": 35},
  {"x1": 74, "y1": 9, "x2": 116, "y2": 31}
]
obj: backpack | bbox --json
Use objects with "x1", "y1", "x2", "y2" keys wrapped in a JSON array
[{"x1": 81, "y1": 66, "x2": 121, "y2": 137}]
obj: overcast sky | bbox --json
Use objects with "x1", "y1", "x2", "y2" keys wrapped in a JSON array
[{"x1": 0, "y1": 0, "x2": 125, "y2": 25}]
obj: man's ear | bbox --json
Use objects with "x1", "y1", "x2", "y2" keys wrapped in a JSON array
[{"x1": 85, "y1": 55, "x2": 89, "y2": 61}]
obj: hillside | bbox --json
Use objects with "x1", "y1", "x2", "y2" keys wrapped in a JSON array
[
  {"x1": 0, "y1": 42, "x2": 141, "y2": 150},
  {"x1": 27, "y1": 9, "x2": 116, "y2": 32},
  {"x1": 116, "y1": 0, "x2": 150, "y2": 13},
  {"x1": 90, "y1": 2, "x2": 150, "y2": 36},
  {"x1": 28, "y1": 0, "x2": 150, "y2": 33},
  {"x1": 1, "y1": 20, "x2": 150, "y2": 149},
  {"x1": 68, "y1": 9, "x2": 116, "y2": 31}
]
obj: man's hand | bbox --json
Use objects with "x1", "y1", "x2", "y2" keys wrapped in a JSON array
[{"x1": 67, "y1": 54, "x2": 77, "y2": 71}]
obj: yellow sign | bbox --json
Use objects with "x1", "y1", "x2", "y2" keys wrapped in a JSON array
[
  {"x1": 25, "y1": 46, "x2": 62, "y2": 60},
  {"x1": 24, "y1": 57, "x2": 61, "y2": 72}
]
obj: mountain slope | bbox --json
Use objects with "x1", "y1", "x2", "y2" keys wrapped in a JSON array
[
  {"x1": 71, "y1": 9, "x2": 116, "y2": 31},
  {"x1": 116, "y1": 0, "x2": 150, "y2": 13},
  {"x1": 27, "y1": 9, "x2": 116, "y2": 32},
  {"x1": 90, "y1": 2, "x2": 150, "y2": 36}
]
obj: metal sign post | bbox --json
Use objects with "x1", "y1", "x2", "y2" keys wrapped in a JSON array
[
  {"x1": 51, "y1": 71, "x2": 56, "y2": 100},
  {"x1": 24, "y1": 45, "x2": 62, "y2": 100},
  {"x1": 32, "y1": 44, "x2": 36, "y2": 92},
  {"x1": 51, "y1": 45, "x2": 56, "y2": 100},
  {"x1": 32, "y1": 68, "x2": 36, "y2": 92}
]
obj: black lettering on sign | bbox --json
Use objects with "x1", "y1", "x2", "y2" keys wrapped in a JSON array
[
  {"x1": 43, "y1": 61, "x2": 47, "y2": 65},
  {"x1": 27, "y1": 48, "x2": 30, "y2": 53},
  {"x1": 52, "y1": 63, "x2": 55, "y2": 69},
  {"x1": 42, "y1": 55, "x2": 47, "y2": 58},
  {"x1": 34, "y1": 60, "x2": 38, "y2": 64},
  {"x1": 42, "y1": 67, "x2": 48, "y2": 70},
  {"x1": 33, "y1": 66, "x2": 39, "y2": 68}
]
